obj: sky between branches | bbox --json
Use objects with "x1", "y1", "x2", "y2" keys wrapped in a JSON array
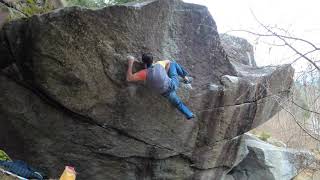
[{"x1": 183, "y1": 0, "x2": 320, "y2": 70}]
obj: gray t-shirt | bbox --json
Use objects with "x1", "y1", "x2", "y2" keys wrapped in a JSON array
[{"x1": 146, "y1": 63, "x2": 171, "y2": 94}]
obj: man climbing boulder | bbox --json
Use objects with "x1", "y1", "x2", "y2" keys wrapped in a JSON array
[{"x1": 126, "y1": 53, "x2": 195, "y2": 120}]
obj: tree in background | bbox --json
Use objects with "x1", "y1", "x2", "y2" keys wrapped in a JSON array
[
  {"x1": 64, "y1": 0, "x2": 104, "y2": 7},
  {"x1": 229, "y1": 12, "x2": 320, "y2": 179},
  {"x1": 226, "y1": 10, "x2": 320, "y2": 144},
  {"x1": 105, "y1": 0, "x2": 136, "y2": 5},
  {"x1": 65, "y1": 0, "x2": 136, "y2": 8},
  {"x1": 0, "y1": 0, "x2": 137, "y2": 17}
]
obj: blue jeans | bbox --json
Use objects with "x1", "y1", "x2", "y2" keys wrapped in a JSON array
[{"x1": 162, "y1": 61, "x2": 194, "y2": 119}]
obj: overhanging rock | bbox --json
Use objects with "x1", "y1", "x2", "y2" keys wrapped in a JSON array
[{"x1": 0, "y1": 0, "x2": 294, "y2": 179}]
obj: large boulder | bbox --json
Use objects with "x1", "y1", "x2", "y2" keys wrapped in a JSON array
[
  {"x1": 227, "y1": 134, "x2": 315, "y2": 180},
  {"x1": 0, "y1": 0, "x2": 294, "y2": 179},
  {"x1": 220, "y1": 33, "x2": 257, "y2": 67},
  {"x1": 191, "y1": 134, "x2": 315, "y2": 180}
]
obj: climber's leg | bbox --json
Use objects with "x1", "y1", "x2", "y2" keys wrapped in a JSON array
[
  {"x1": 168, "y1": 61, "x2": 189, "y2": 88},
  {"x1": 164, "y1": 90, "x2": 194, "y2": 119},
  {"x1": 168, "y1": 61, "x2": 189, "y2": 77}
]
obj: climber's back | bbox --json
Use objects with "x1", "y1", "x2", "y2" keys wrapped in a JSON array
[{"x1": 146, "y1": 61, "x2": 171, "y2": 94}]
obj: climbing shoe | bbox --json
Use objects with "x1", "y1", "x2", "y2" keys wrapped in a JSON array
[
  {"x1": 187, "y1": 114, "x2": 196, "y2": 120},
  {"x1": 183, "y1": 76, "x2": 193, "y2": 84}
]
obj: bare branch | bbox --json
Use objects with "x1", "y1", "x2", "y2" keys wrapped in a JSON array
[
  {"x1": 292, "y1": 100, "x2": 320, "y2": 116},
  {"x1": 277, "y1": 98, "x2": 320, "y2": 141},
  {"x1": 291, "y1": 49, "x2": 318, "y2": 64},
  {"x1": 249, "y1": 9, "x2": 320, "y2": 72},
  {"x1": 226, "y1": 29, "x2": 320, "y2": 50}
]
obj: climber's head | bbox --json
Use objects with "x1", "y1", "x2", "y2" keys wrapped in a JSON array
[{"x1": 142, "y1": 53, "x2": 153, "y2": 68}]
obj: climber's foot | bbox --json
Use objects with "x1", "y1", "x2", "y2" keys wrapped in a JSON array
[
  {"x1": 183, "y1": 76, "x2": 193, "y2": 84},
  {"x1": 187, "y1": 114, "x2": 196, "y2": 121}
]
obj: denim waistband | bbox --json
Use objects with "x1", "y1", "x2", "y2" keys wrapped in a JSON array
[{"x1": 161, "y1": 80, "x2": 176, "y2": 97}]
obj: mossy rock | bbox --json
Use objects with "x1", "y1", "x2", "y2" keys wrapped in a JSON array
[
  {"x1": 0, "y1": 2, "x2": 25, "y2": 27},
  {"x1": 1, "y1": 0, "x2": 55, "y2": 20},
  {"x1": 258, "y1": 131, "x2": 271, "y2": 142},
  {"x1": 0, "y1": 150, "x2": 11, "y2": 161},
  {"x1": 21, "y1": 0, "x2": 55, "y2": 16}
]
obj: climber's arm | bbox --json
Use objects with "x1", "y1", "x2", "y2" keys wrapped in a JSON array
[
  {"x1": 126, "y1": 56, "x2": 135, "y2": 81},
  {"x1": 126, "y1": 56, "x2": 146, "y2": 82}
]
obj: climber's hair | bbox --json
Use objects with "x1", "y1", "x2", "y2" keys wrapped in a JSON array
[{"x1": 142, "y1": 53, "x2": 153, "y2": 68}]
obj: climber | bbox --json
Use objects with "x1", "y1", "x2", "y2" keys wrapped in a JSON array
[{"x1": 126, "y1": 53, "x2": 195, "y2": 120}]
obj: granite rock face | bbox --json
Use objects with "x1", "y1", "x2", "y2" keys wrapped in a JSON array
[
  {"x1": 0, "y1": 0, "x2": 294, "y2": 179},
  {"x1": 226, "y1": 134, "x2": 315, "y2": 180},
  {"x1": 191, "y1": 134, "x2": 315, "y2": 180},
  {"x1": 220, "y1": 33, "x2": 257, "y2": 67}
]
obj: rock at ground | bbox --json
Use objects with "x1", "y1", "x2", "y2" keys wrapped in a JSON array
[
  {"x1": 0, "y1": 0, "x2": 294, "y2": 179},
  {"x1": 1, "y1": 167, "x2": 19, "y2": 180},
  {"x1": 227, "y1": 134, "x2": 315, "y2": 180}
]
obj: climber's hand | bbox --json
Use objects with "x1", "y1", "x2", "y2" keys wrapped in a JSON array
[{"x1": 127, "y1": 55, "x2": 136, "y2": 65}]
